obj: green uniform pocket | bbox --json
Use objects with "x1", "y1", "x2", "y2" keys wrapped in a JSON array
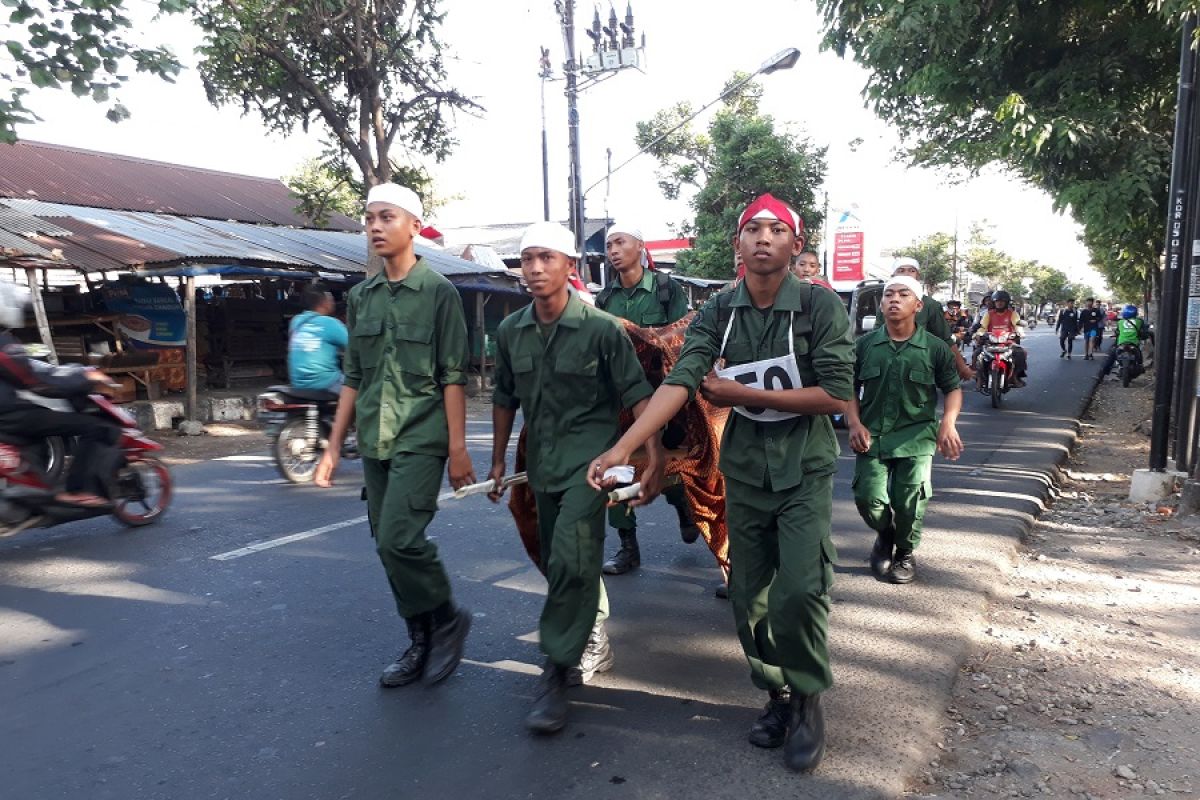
[
  {"x1": 353, "y1": 317, "x2": 384, "y2": 367},
  {"x1": 395, "y1": 323, "x2": 435, "y2": 377},
  {"x1": 819, "y1": 537, "x2": 838, "y2": 595}
]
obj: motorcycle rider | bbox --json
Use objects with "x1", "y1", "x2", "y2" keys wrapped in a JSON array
[
  {"x1": 288, "y1": 286, "x2": 348, "y2": 394},
  {"x1": 943, "y1": 300, "x2": 970, "y2": 347},
  {"x1": 1102, "y1": 305, "x2": 1153, "y2": 378},
  {"x1": 972, "y1": 290, "x2": 1028, "y2": 387},
  {"x1": 1055, "y1": 298, "x2": 1080, "y2": 359},
  {"x1": 0, "y1": 280, "x2": 119, "y2": 508}
]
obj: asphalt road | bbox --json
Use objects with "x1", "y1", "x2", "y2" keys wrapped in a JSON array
[{"x1": 0, "y1": 325, "x2": 1104, "y2": 800}]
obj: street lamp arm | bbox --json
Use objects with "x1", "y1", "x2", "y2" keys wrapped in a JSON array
[{"x1": 581, "y1": 70, "x2": 761, "y2": 199}]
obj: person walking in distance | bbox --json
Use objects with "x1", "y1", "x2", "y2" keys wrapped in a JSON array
[
  {"x1": 314, "y1": 183, "x2": 475, "y2": 689},
  {"x1": 1055, "y1": 298, "x2": 1080, "y2": 359},
  {"x1": 1080, "y1": 298, "x2": 1105, "y2": 360},
  {"x1": 846, "y1": 275, "x2": 963, "y2": 585},
  {"x1": 594, "y1": 221, "x2": 698, "y2": 575}
]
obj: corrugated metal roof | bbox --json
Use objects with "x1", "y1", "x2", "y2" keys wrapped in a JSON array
[
  {"x1": 0, "y1": 140, "x2": 361, "y2": 231},
  {"x1": 5, "y1": 201, "x2": 311, "y2": 266},
  {"x1": 27, "y1": 218, "x2": 184, "y2": 273},
  {"x1": 269, "y1": 227, "x2": 507, "y2": 278},
  {"x1": 440, "y1": 220, "x2": 610, "y2": 259},
  {"x1": 188, "y1": 218, "x2": 364, "y2": 273},
  {"x1": 0, "y1": 230, "x2": 56, "y2": 258},
  {"x1": 0, "y1": 203, "x2": 72, "y2": 236}
]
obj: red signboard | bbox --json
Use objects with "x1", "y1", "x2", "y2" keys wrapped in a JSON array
[{"x1": 832, "y1": 230, "x2": 865, "y2": 283}]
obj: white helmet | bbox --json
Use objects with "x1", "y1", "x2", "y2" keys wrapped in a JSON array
[{"x1": 0, "y1": 280, "x2": 30, "y2": 329}]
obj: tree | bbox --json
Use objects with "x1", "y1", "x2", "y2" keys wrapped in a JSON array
[
  {"x1": 893, "y1": 232, "x2": 954, "y2": 295},
  {"x1": 815, "y1": 0, "x2": 1178, "y2": 300},
  {"x1": 1029, "y1": 266, "x2": 1071, "y2": 309},
  {"x1": 193, "y1": 0, "x2": 479, "y2": 193},
  {"x1": 0, "y1": 0, "x2": 188, "y2": 143},
  {"x1": 636, "y1": 76, "x2": 827, "y2": 279}
]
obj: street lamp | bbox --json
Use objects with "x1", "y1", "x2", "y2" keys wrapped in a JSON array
[{"x1": 580, "y1": 46, "x2": 802, "y2": 200}]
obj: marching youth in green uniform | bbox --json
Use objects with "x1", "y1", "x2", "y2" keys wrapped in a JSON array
[
  {"x1": 877, "y1": 258, "x2": 976, "y2": 382},
  {"x1": 316, "y1": 183, "x2": 474, "y2": 689},
  {"x1": 847, "y1": 275, "x2": 963, "y2": 585},
  {"x1": 588, "y1": 194, "x2": 854, "y2": 773},
  {"x1": 487, "y1": 221, "x2": 662, "y2": 735},
  {"x1": 595, "y1": 220, "x2": 699, "y2": 575}
]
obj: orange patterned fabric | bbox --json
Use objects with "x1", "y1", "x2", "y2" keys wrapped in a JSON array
[{"x1": 508, "y1": 312, "x2": 729, "y2": 577}]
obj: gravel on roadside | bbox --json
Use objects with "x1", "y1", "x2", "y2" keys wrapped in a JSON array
[{"x1": 907, "y1": 377, "x2": 1200, "y2": 799}]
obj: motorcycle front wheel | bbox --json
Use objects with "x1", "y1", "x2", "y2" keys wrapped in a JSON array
[
  {"x1": 274, "y1": 417, "x2": 323, "y2": 484},
  {"x1": 991, "y1": 371, "x2": 1004, "y2": 408},
  {"x1": 112, "y1": 457, "x2": 173, "y2": 527}
]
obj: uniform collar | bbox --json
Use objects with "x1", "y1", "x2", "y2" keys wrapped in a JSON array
[
  {"x1": 729, "y1": 272, "x2": 805, "y2": 312},
  {"x1": 868, "y1": 322, "x2": 929, "y2": 349},
  {"x1": 515, "y1": 290, "x2": 587, "y2": 330},
  {"x1": 360, "y1": 257, "x2": 427, "y2": 291}
]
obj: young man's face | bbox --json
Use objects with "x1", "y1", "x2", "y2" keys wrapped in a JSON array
[
  {"x1": 365, "y1": 203, "x2": 420, "y2": 259},
  {"x1": 1066, "y1": 300, "x2": 1075, "y2": 308},
  {"x1": 893, "y1": 264, "x2": 921, "y2": 282},
  {"x1": 606, "y1": 234, "x2": 642, "y2": 273},
  {"x1": 520, "y1": 247, "x2": 573, "y2": 300},
  {"x1": 1086, "y1": 299, "x2": 1094, "y2": 308},
  {"x1": 734, "y1": 219, "x2": 801, "y2": 277},
  {"x1": 793, "y1": 252, "x2": 821, "y2": 278},
  {"x1": 883, "y1": 285, "x2": 922, "y2": 321}
]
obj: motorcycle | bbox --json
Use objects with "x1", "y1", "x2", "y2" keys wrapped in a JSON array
[
  {"x1": 257, "y1": 386, "x2": 358, "y2": 483},
  {"x1": 0, "y1": 392, "x2": 172, "y2": 537},
  {"x1": 1116, "y1": 343, "x2": 1144, "y2": 387},
  {"x1": 976, "y1": 331, "x2": 1021, "y2": 408}
]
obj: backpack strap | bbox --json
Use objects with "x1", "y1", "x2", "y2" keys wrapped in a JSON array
[
  {"x1": 654, "y1": 271, "x2": 674, "y2": 315},
  {"x1": 594, "y1": 282, "x2": 616, "y2": 309}
]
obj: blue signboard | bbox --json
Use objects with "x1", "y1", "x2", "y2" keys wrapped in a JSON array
[{"x1": 101, "y1": 282, "x2": 187, "y2": 349}]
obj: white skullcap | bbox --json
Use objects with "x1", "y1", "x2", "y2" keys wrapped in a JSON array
[
  {"x1": 884, "y1": 275, "x2": 924, "y2": 297},
  {"x1": 892, "y1": 256, "x2": 920, "y2": 272},
  {"x1": 606, "y1": 221, "x2": 644, "y2": 242},
  {"x1": 366, "y1": 183, "x2": 423, "y2": 220},
  {"x1": 519, "y1": 221, "x2": 579, "y2": 258}
]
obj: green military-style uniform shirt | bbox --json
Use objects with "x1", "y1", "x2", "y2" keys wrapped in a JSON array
[
  {"x1": 493, "y1": 293, "x2": 654, "y2": 492},
  {"x1": 854, "y1": 325, "x2": 960, "y2": 459},
  {"x1": 344, "y1": 259, "x2": 469, "y2": 460},
  {"x1": 918, "y1": 296, "x2": 952, "y2": 344},
  {"x1": 598, "y1": 268, "x2": 690, "y2": 327},
  {"x1": 664, "y1": 275, "x2": 855, "y2": 490}
]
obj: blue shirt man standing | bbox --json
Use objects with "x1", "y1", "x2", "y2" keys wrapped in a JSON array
[{"x1": 288, "y1": 286, "x2": 349, "y2": 392}]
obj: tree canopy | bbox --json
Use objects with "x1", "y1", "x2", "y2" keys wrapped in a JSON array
[
  {"x1": 635, "y1": 76, "x2": 827, "y2": 279},
  {"x1": 893, "y1": 232, "x2": 955, "y2": 295},
  {"x1": 193, "y1": 0, "x2": 478, "y2": 190},
  {"x1": 816, "y1": 0, "x2": 1180, "y2": 299},
  {"x1": 1, "y1": 0, "x2": 188, "y2": 143}
]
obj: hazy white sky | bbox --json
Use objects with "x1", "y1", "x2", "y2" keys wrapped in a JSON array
[{"x1": 17, "y1": 0, "x2": 1104, "y2": 289}]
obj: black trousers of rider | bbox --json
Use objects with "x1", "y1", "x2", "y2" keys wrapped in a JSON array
[
  {"x1": 1059, "y1": 332, "x2": 1076, "y2": 354},
  {"x1": 1103, "y1": 342, "x2": 1144, "y2": 376},
  {"x1": 0, "y1": 406, "x2": 120, "y2": 495}
]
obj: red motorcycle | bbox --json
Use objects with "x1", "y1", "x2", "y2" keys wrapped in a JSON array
[
  {"x1": 0, "y1": 393, "x2": 172, "y2": 538},
  {"x1": 976, "y1": 331, "x2": 1019, "y2": 408}
]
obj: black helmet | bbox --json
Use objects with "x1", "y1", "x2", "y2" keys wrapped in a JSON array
[{"x1": 993, "y1": 290, "x2": 1012, "y2": 304}]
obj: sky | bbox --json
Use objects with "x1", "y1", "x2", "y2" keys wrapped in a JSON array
[{"x1": 15, "y1": 0, "x2": 1105, "y2": 291}]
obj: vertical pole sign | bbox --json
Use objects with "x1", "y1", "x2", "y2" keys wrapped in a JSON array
[{"x1": 831, "y1": 210, "x2": 865, "y2": 283}]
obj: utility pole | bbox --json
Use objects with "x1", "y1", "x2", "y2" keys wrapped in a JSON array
[
  {"x1": 952, "y1": 214, "x2": 959, "y2": 300},
  {"x1": 539, "y1": 47, "x2": 552, "y2": 222},
  {"x1": 1150, "y1": 13, "x2": 1199, "y2": 472},
  {"x1": 561, "y1": 0, "x2": 585, "y2": 256}
]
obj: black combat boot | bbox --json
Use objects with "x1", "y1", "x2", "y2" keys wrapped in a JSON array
[
  {"x1": 526, "y1": 661, "x2": 570, "y2": 734},
  {"x1": 889, "y1": 549, "x2": 917, "y2": 584},
  {"x1": 422, "y1": 603, "x2": 472, "y2": 685},
  {"x1": 869, "y1": 527, "x2": 895, "y2": 579},
  {"x1": 379, "y1": 615, "x2": 429, "y2": 688},
  {"x1": 783, "y1": 693, "x2": 826, "y2": 772},
  {"x1": 674, "y1": 500, "x2": 701, "y2": 544},
  {"x1": 602, "y1": 529, "x2": 641, "y2": 575},
  {"x1": 747, "y1": 689, "x2": 791, "y2": 748},
  {"x1": 566, "y1": 619, "x2": 614, "y2": 686}
]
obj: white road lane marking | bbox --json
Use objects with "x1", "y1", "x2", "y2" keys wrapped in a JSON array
[{"x1": 209, "y1": 515, "x2": 369, "y2": 561}]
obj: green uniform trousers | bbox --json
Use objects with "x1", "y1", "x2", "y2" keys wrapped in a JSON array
[
  {"x1": 726, "y1": 473, "x2": 837, "y2": 696},
  {"x1": 534, "y1": 483, "x2": 609, "y2": 666},
  {"x1": 607, "y1": 481, "x2": 689, "y2": 531},
  {"x1": 852, "y1": 454, "x2": 933, "y2": 552},
  {"x1": 363, "y1": 454, "x2": 453, "y2": 620}
]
